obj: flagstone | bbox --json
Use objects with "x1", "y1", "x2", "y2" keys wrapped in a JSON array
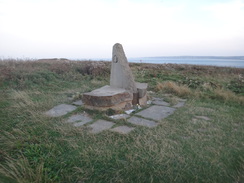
[
  {"x1": 127, "y1": 116, "x2": 158, "y2": 128},
  {"x1": 109, "y1": 114, "x2": 130, "y2": 120},
  {"x1": 110, "y1": 126, "x2": 135, "y2": 134},
  {"x1": 88, "y1": 120, "x2": 115, "y2": 134},
  {"x1": 136, "y1": 105, "x2": 176, "y2": 121},
  {"x1": 45, "y1": 104, "x2": 77, "y2": 117},
  {"x1": 152, "y1": 97, "x2": 170, "y2": 106},
  {"x1": 173, "y1": 101, "x2": 186, "y2": 108},
  {"x1": 67, "y1": 113, "x2": 93, "y2": 127},
  {"x1": 72, "y1": 100, "x2": 84, "y2": 106}
]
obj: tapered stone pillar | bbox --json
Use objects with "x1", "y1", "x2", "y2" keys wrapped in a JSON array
[{"x1": 110, "y1": 43, "x2": 137, "y2": 93}]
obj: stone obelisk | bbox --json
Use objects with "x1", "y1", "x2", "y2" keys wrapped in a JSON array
[{"x1": 110, "y1": 43, "x2": 137, "y2": 93}]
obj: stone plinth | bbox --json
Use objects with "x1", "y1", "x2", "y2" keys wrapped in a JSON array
[
  {"x1": 136, "y1": 82, "x2": 147, "y2": 98},
  {"x1": 135, "y1": 82, "x2": 148, "y2": 106},
  {"x1": 83, "y1": 85, "x2": 133, "y2": 110}
]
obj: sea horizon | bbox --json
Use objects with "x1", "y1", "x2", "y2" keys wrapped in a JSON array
[
  {"x1": 126, "y1": 56, "x2": 244, "y2": 68},
  {"x1": 2, "y1": 56, "x2": 244, "y2": 68},
  {"x1": 89, "y1": 56, "x2": 244, "y2": 68}
]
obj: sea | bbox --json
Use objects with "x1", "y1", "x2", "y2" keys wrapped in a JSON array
[{"x1": 125, "y1": 57, "x2": 244, "y2": 68}]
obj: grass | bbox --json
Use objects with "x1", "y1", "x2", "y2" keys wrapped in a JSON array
[{"x1": 0, "y1": 59, "x2": 244, "y2": 182}]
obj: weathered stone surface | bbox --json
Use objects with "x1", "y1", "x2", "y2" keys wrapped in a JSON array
[
  {"x1": 152, "y1": 97, "x2": 170, "y2": 106},
  {"x1": 178, "y1": 98, "x2": 187, "y2": 102},
  {"x1": 138, "y1": 94, "x2": 147, "y2": 106},
  {"x1": 109, "y1": 114, "x2": 130, "y2": 120},
  {"x1": 195, "y1": 116, "x2": 211, "y2": 121},
  {"x1": 173, "y1": 101, "x2": 185, "y2": 108},
  {"x1": 72, "y1": 100, "x2": 83, "y2": 106},
  {"x1": 110, "y1": 126, "x2": 135, "y2": 134},
  {"x1": 73, "y1": 121, "x2": 91, "y2": 127},
  {"x1": 83, "y1": 85, "x2": 133, "y2": 109},
  {"x1": 132, "y1": 92, "x2": 139, "y2": 105},
  {"x1": 128, "y1": 116, "x2": 158, "y2": 128},
  {"x1": 45, "y1": 104, "x2": 77, "y2": 117},
  {"x1": 67, "y1": 113, "x2": 93, "y2": 127},
  {"x1": 136, "y1": 105, "x2": 176, "y2": 121},
  {"x1": 125, "y1": 109, "x2": 135, "y2": 114},
  {"x1": 136, "y1": 82, "x2": 148, "y2": 98},
  {"x1": 88, "y1": 120, "x2": 115, "y2": 134},
  {"x1": 110, "y1": 43, "x2": 137, "y2": 93}
]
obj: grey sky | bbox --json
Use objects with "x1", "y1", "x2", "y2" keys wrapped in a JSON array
[{"x1": 0, "y1": 0, "x2": 244, "y2": 59}]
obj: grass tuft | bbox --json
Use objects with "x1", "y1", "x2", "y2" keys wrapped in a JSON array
[
  {"x1": 0, "y1": 156, "x2": 46, "y2": 183},
  {"x1": 211, "y1": 88, "x2": 244, "y2": 105},
  {"x1": 156, "y1": 81, "x2": 192, "y2": 97}
]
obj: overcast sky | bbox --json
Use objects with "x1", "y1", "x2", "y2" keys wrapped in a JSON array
[{"x1": 0, "y1": 0, "x2": 244, "y2": 59}]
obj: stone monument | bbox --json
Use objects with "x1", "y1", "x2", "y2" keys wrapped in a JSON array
[
  {"x1": 83, "y1": 43, "x2": 148, "y2": 110},
  {"x1": 110, "y1": 43, "x2": 137, "y2": 92}
]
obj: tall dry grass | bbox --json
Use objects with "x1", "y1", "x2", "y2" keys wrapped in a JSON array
[
  {"x1": 156, "y1": 81, "x2": 244, "y2": 105},
  {"x1": 156, "y1": 81, "x2": 192, "y2": 97},
  {"x1": 0, "y1": 156, "x2": 46, "y2": 183}
]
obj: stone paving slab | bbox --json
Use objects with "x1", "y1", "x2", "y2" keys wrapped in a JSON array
[
  {"x1": 72, "y1": 100, "x2": 84, "y2": 106},
  {"x1": 45, "y1": 104, "x2": 77, "y2": 117},
  {"x1": 125, "y1": 109, "x2": 135, "y2": 114},
  {"x1": 67, "y1": 113, "x2": 93, "y2": 127},
  {"x1": 127, "y1": 116, "x2": 158, "y2": 128},
  {"x1": 173, "y1": 101, "x2": 186, "y2": 108},
  {"x1": 88, "y1": 120, "x2": 115, "y2": 134},
  {"x1": 109, "y1": 114, "x2": 130, "y2": 120},
  {"x1": 152, "y1": 97, "x2": 170, "y2": 106},
  {"x1": 195, "y1": 116, "x2": 211, "y2": 121},
  {"x1": 110, "y1": 126, "x2": 135, "y2": 134},
  {"x1": 136, "y1": 105, "x2": 176, "y2": 121},
  {"x1": 178, "y1": 98, "x2": 187, "y2": 102}
]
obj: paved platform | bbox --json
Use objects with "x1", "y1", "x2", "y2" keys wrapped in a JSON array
[{"x1": 45, "y1": 97, "x2": 187, "y2": 135}]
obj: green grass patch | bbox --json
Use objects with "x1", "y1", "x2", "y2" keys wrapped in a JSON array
[{"x1": 0, "y1": 59, "x2": 243, "y2": 182}]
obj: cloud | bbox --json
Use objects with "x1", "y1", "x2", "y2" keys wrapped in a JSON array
[
  {"x1": 0, "y1": 0, "x2": 243, "y2": 58},
  {"x1": 203, "y1": 0, "x2": 244, "y2": 37}
]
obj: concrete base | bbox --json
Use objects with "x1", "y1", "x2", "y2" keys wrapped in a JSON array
[{"x1": 83, "y1": 85, "x2": 133, "y2": 110}]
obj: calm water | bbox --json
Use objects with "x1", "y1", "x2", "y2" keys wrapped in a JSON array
[{"x1": 127, "y1": 57, "x2": 244, "y2": 68}]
